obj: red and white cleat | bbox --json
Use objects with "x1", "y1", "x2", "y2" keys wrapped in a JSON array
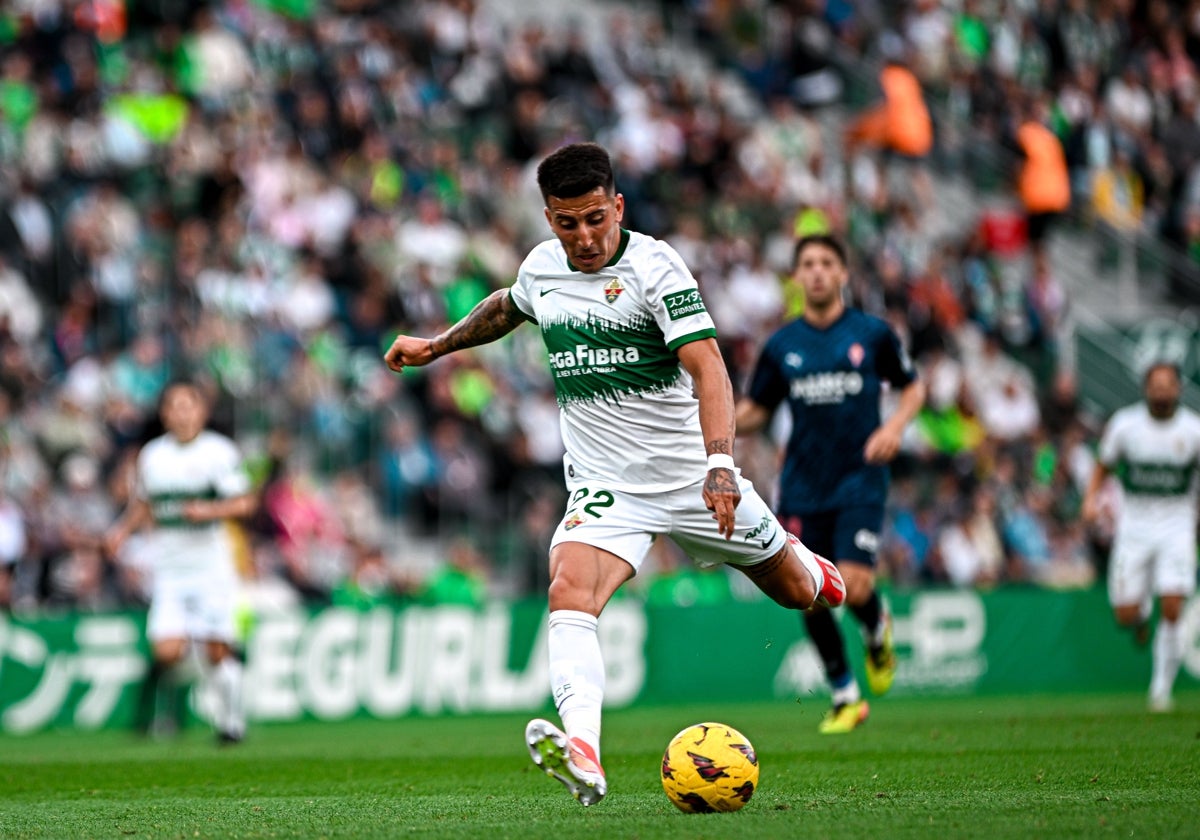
[
  {"x1": 525, "y1": 718, "x2": 607, "y2": 806},
  {"x1": 787, "y1": 532, "x2": 846, "y2": 609}
]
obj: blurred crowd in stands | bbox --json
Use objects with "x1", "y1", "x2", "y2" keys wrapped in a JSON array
[{"x1": 0, "y1": 0, "x2": 1195, "y2": 615}]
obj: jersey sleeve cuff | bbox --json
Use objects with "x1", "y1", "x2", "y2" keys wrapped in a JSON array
[
  {"x1": 507, "y1": 289, "x2": 538, "y2": 324},
  {"x1": 666, "y1": 327, "x2": 717, "y2": 352}
]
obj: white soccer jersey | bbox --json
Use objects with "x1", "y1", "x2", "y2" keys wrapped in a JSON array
[
  {"x1": 1098, "y1": 402, "x2": 1200, "y2": 534},
  {"x1": 509, "y1": 229, "x2": 718, "y2": 492},
  {"x1": 135, "y1": 429, "x2": 251, "y2": 574}
]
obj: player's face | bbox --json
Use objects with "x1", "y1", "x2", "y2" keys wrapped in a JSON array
[
  {"x1": 793, "y1": 243, "x2": 847, "y2": 309},
  {"x1": 160, "y1": 384, "x2": 208, "y2": 444},
  {"x1": 544, "y1": 187, "x2": 625, "y2": 273},
  {"x1": 1144, "y1": 366, "x2": 1181, "y2": 419}
]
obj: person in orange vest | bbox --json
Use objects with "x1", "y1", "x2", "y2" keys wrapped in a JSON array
[
  {"x1": 1013, "y1": 98, "x2": 1072, "y2": 259},
  {"x1": 845, "y1": 52, "x2": 935, "y2": 208}
]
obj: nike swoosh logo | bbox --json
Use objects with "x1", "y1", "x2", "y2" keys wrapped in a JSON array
[{"x1": 539, "y1": 287, "x2": 560, "y2": 297}]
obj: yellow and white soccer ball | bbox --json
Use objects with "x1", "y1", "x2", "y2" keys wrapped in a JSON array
[{"x1": 660, "y1": 721, "x2": 759, "y2": 813}]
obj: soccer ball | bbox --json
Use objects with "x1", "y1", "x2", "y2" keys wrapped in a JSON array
[{"x1": 660, "y1": 721, "x2": 759, "y2": 813}]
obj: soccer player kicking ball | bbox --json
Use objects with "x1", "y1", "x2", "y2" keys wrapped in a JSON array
[
  {"x1": 384, "y1": 143, "x2": 844, "y2": 805},
  {"x1": 105, "y1": 380, "x2": 256, "y2": 744},
  {"x1": 1082, "y1": 361, "x2": 1200, "y2": 713},
  {"x1": 737, "y1": 235, "x2": 925, "y2": 734}
]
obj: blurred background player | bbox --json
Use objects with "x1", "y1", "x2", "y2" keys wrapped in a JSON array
[
  {"x1": 1082, "y1": 362, "x2": 1200, "y2": 713},
  {"x1": 383, "y1": 142, "x2": 844, "y2": 805},
  {"x1": 737, "y1": 234, "x2": 925, "y2": 734},
  {"x1": 104, "y1": 380, "x2": 257, "y2": 743}
]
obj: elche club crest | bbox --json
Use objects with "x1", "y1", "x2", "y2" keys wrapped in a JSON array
[
  {"x1": 604, "y1": 277, "x2": 624, "y2": 304},
  {"x1": 563, "y1": 512, "x2": 586, "y2": 530}
]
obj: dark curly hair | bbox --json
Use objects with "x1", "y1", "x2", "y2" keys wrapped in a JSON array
[{"x1": 536, "y1": 143, "x2": 615, "y2": 203}]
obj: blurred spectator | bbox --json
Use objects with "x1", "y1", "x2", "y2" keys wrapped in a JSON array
[
  {"x1": 331, "y1": 543, "x2": 412, "y2": 610},
  {"x1": 417, "y1": 536, "x2": 489, "y2": 608},
  {"x1": 845, "y1": 49, "x2": 934, "y2": 207},
  {"x1": 1013, "y1": 98, "x2": 1071, "y2": 259},
  {"x1": 0, "y1": 484, "x2": 26, "y2": 609},
  {"x1": 262, "y1": 455, "x2": 348, "y2": 603},
  {"x1": 936, "y1": 483, "x2": 1005, "y2": 588}
]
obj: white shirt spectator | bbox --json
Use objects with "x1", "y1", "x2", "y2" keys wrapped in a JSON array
[
  {"x1": 0, "y1": 260, "x2": 42, "y2": 345},
  {"x1": 1105, "y1": 71, "x2": 1154, "y2": 137},
  {"x1": 977, "y1": 374, "x2": 1042, "y2": 442},
  {"x1": 0, "y1": 493, "x2": 27, "y2": 568},
  {"x1": 396, "y1": 196, "x2": 468, "y2": 288}
]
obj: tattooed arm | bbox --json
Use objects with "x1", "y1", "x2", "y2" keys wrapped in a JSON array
[
  {"x1": 677, "y1": 337, "x2": 741, "y2": 539},
  {"x1": 384, "y1": 289, "x2": 527, "y2": 372}
]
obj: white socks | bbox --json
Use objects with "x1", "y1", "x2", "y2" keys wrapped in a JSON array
[
  {"x1": 789, "y1": 537, "x2": 826, "y2": 598},
  {"x1": 211, "y1": 656, "x2": 245, "y2": 737},
  {"x1": 1150, "y1": 619, "x2": 1182, "y2": 703},
  {"x1": 548, "y1": 610, "x2": 604, "y2": 757}
]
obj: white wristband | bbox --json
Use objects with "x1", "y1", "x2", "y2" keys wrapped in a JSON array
[{"x1": 707, "y1": 453, "x2": 736, "y2": 471}]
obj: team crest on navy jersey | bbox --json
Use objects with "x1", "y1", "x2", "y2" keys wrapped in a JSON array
[
  {"x1": 848, "y1": 343, "x2": 864, "y2": 368},
  {"x1": 603, "y1": 277, "x2": 625, "y2": 304},
  {"x1": 785, "y1": 352, "x2": 803, "y2": 369}
]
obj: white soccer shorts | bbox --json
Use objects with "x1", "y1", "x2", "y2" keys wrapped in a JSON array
[
  {"x1": 548, "y1": 474, "x2": 788, "y2": 572},
  {"x1": 147, "y1": 566, "x2": 239, "y2": 644},
  {"x1": 1108, "y1": 527, "x2": 1198, "y2": 607}
]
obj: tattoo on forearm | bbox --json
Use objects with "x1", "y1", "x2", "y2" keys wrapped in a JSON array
[
  {"x1": 706, "y1": 439, "x2": 733, "y2": 456},
  {"x1": 430, "y1": 289, "x2": 524, "y2": 356}
]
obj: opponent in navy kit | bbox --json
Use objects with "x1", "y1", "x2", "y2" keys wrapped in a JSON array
[{"x1": 738, "y1": 234, "x2": 925, "y2": 734}]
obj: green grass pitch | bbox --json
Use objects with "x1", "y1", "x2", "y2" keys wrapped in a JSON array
[{"x1": 1, "y1": 692, "x2": 1196, "y2": 839}]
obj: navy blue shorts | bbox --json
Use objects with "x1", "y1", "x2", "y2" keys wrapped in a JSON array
[{"x1": 779, "y1": 506, "x2": 883, "y2": 568}]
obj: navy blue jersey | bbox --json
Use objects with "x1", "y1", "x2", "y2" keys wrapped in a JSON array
[{"x1": 747, "y1": 308, "x2": 916, "y2": 515}]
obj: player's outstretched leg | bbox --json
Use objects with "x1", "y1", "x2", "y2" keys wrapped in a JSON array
[{"x1": 525, "y1": 718, "x2": 607, "y2": 806}]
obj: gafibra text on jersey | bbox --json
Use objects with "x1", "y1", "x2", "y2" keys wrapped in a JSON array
[
  {"x1": 549, "y1": 343, "x2": 642, "y2": 375},
  {"x1": 790, "y1": 371, "x2": 864, "y2": 405}
]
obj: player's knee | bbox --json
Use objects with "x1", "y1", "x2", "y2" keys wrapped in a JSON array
[
  {"x1": 1160, "y1": 597, "x2": 1185, "y2": 623},
  {"x1": 154, "y1": 647, "x2": 186, "y2": 666},
  {"x1": 839, "y1": 565, "x2": 875, "y2": 606},
  {"x1": 547, "y1": 572, "x2": 601, "y2": 615},
  {"x1": 774, "y1": 567, "x2": 818, "y2": 611}
]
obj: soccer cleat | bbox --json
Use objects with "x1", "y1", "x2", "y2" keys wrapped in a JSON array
[
  {"x1": 525, "y1": 718, "x2": 607, "y2": 806},
  {"x1": 818, "y1": 700, "x2": 870, "y2": 735},
  {"x1": 865, "y1": 610, "x2": 897, "y2": 696},
  {"x1": 216, "y1": 729, "x2": 244, "y2": 746},
  {"x1": 1148, "y1": 693, "x2": 1174, "y2": 714},
  {"x1": 786, "y1": 533, "x2": 846, "y2": 609}
]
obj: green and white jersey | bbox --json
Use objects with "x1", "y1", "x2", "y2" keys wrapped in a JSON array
[
  {"x1": 135, "y1": 429, "x2": 250, "y2": 573},
  {"x1": 1098, "y1": 403, "x2": 1200, "y2": 532},
  {"x1": 510, "y1": 229, "x2": 718, "y2": 492}
]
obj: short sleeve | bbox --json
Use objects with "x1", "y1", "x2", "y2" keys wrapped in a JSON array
[
  {"x1": 1097, "y1": 413, "x2": 1124, "y2": 469},
  {"x1": 642, "y1": 241, "x2": 717, "y2": 351},
  {"x1": 746, "y1": 338, "x2": 788, "y2": 412},
  {"x1": 874, "y1": 321, "x2": 916, "y2": 388},
  {"x1": 212, "y1": 437, "x2": 252, "y2": 498}
]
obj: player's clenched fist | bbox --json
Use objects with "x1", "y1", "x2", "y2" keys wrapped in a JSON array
[{"x1": 384, "y1": 335, "x2": 436, "y2": 373}]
